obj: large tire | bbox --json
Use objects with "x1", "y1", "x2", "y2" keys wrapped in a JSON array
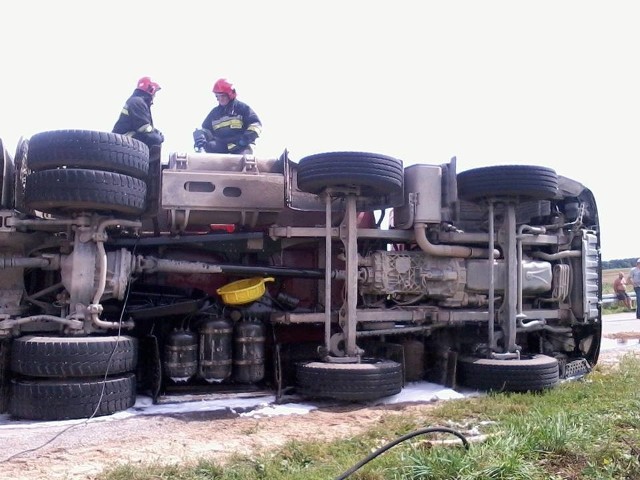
[
  {"x1": 457, "y1": 354, "x2": 559, "y2": 392},
  {"x1": 9, "y1": 373, "x2": 136, "y2": 420},
  {"x1": 10, "y1": 335, "x2": 138, "y2": 378},
  {"x1": 297, "y1": 151, "x2": 404, "y2": 197},
  {"x1": 28, "y1": 130, "x2": 149, "y2": 179},
  {"x1": 296, "y1": 358, "x2": 403, "y2": 401},
  {"x1": 457, "y1": 165, "x2": 558, "y2": 201},
  {"x1": 24, "y1": 168, "x2": 146, "y2": 215}
]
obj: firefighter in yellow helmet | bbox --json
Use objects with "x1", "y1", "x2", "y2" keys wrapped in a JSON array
[
  {"x1": 193, "y1": 78, "x2": 262, "y2": 154},
  {"x1": 113, "y1": 76, "x2": 164, "y2": 148}
]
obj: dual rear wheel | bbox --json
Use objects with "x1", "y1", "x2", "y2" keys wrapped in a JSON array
[
  {"x1": 21, "y1": 129, "x2": 150, "y2": 216},
  {"x1": 9, "y1": 335, "x2": 138, "y2": 420}
]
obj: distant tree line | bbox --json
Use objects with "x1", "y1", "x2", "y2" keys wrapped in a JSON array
[{"x1": 602, "y1": 258, "x2": 638, "y2": 270}]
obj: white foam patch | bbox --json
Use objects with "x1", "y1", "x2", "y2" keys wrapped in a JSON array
[{"x1": 241, "y1": 403, "x2": 317, "y2": 418}]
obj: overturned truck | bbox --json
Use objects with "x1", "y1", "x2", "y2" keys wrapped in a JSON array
[{"x1": 0, "y1": 130, "x2": 602, "y2": 420}]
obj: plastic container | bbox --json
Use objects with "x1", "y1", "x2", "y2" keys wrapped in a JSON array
[{"x1": 216, "y1": 277, "x2": 275, "y2": 305}]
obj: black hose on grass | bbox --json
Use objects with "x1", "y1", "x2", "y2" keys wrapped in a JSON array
[{"x1": 334, "y1": 426, "x2": 470, "y2": 480}]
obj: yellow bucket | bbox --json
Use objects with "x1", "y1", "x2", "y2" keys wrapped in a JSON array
[{"x1": 216, "y1": 277, "x2": 275, "y2": 305}]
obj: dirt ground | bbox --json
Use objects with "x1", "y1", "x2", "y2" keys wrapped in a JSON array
[
  {"x1": 0, "y1": 396, "x2": 448, "y2": 480},
  {"x1": 0, "y1": 344, "x2": 637, "y2": 480}
]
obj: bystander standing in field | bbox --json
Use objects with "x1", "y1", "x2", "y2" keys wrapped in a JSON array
[
  {"x1": 613, "y1": 272, "x2": 632, "y2": 310},
  {"x1": 628, "y1": 259, "x2": 640, "y2": 319}
]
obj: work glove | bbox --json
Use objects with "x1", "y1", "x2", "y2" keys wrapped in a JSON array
[
  {"x1": 193, "y1": 131, "x2": 208, "y2": 150},
  {"x1": 146, "y1": 130, "x2": 164, "y2": 146},
  {"x1": 205, "y1": 140, "x2": 225, "y2": 153},
  {"x1": 227, "y1": 137, "x2": 250, "y2": 153}
]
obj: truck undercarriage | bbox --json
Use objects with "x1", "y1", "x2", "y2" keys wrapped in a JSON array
[{"x1": 0, "y1": 130, "x2": 601, "y2": 420}]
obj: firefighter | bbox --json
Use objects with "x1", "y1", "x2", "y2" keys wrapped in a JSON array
[
  {"x1": 112, "y1": 76, "x2": 164, "y2": 149},
  {"x1": 194, "y1": 78, "x2": 262, "y2": 154}
]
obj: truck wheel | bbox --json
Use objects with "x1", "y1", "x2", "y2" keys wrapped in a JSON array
[
  {"x1": 457, "y1": 354, "x2": 559, "y2": 392},
  {"x1": 9, "y1": 373, "x2": 136, "y2": 420},
  {"x1": 297, "y1": 152, "x2": 404, "y2": 197},
  {"x1": 10, "y1": 335, "x2": 138, "y2": 378},
  {"x1": 457, "y1": 165, "x2": 558, "y2": 200},
  {"x1": 27, "y1": 130, "x2": 149, "y2": 179},
  {"x1": 24, "y1": 168, "x2": 146, "y2": 215},
  {"x1": 296, "y1": 358, "x2": 403, "y2": 401}
]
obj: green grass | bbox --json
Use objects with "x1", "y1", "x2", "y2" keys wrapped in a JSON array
[
  {"x1": 99, "y1": 356, "x2": 640, "y2": 480},
  {"x1": 603, "y1": 303, "x2": 631, "y2": 314}
]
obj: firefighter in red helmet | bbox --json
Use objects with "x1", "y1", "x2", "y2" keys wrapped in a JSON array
[
  {"x1": 113, "y1": 76, "x2": 164, "y2": 149},
  {"x1": 193, "y1": 78, "x2": 262, "y2": 154}
]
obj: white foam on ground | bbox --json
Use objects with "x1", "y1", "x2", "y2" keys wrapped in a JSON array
[{"x1": 1, "y1": 313, "x2": 632, "y2": 428}]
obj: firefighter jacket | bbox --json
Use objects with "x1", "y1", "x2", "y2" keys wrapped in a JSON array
[
  {"x1": 112, "y1": 90, "x2": 164, "y2": 148},
  {"x1": 201, "y1": 99, "x2": 262, "y2": 154}
]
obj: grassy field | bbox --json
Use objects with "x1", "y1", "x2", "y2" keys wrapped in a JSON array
[{"x1": 100, "y1": 356, "x2": 640, "y2": 480}]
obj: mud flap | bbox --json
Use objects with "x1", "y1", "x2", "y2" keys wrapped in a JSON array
[
  {"x1": 563, "y1": 358, "x2": 592, "y2": 380},
  {"x1": 142, "y1": 145, "x2": 162, "y2": 235}
]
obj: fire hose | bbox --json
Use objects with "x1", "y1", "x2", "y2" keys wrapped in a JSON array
[{"x1": 334, "y1": 426, "x2": 469, "y2": 480}]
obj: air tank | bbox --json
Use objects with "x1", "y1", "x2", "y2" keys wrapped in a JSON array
[
  {"x1": 163, "y1": 329, "x2": 198, "y2": 383},
  {"x1": 198, "y1": 316, "x2": 234, "y2": 383},
  {"x1": 233, "y1": 318, "x2": 266, "y2": 384},
  {"x1": 402, "y1": 338, "x2": 425, "y2": 381}
]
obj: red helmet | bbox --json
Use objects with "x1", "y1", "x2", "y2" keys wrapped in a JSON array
[
  {"x1": 136, "y1": 76, "x2": 161, "y2": 96},
  {"x1": 212, "y1": 78, "x2": 236, "y2": 100}
]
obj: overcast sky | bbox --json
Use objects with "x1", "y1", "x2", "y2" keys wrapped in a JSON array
[{"x1": 1, "y1": 1, "x2": 637, "y2": 261}]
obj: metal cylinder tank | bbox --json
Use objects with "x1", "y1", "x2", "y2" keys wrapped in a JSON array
[
  {"x1": 163, "y1": 329, "x2": 198, "y2": 383},
  {"x1": 402, "y1": 338, "x2": 425, "y2": 382},
  {"x1": 198, "y1": 317, "x2": 233, "y2": 383},
  {"x1": 233, "y1": 319, "x2": 266, "y2": 384},
  {"x1": 392, "y1": 164, "x2": 442, "y2": 228}
]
